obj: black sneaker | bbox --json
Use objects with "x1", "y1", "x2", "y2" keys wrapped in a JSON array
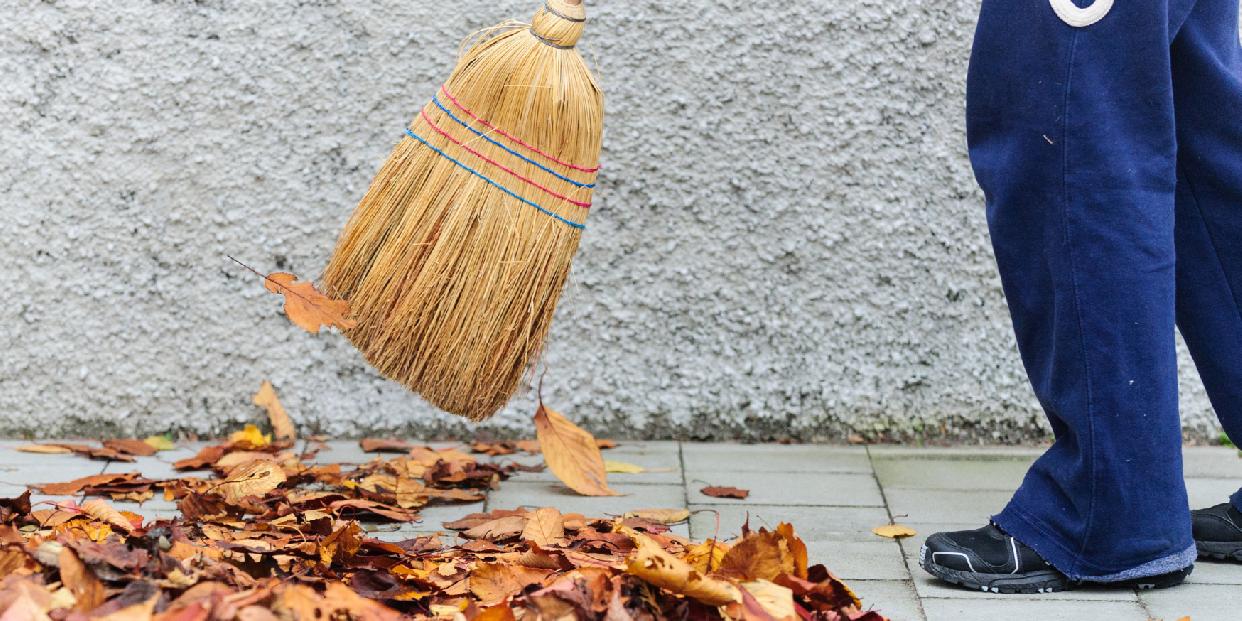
[
  {"x1": 1193, "y1": 503, "x2": 1242, "y2": 562},
  {"x1": 920, "y1": 525, "x2": 1193, "y2": 594},
  {"x1": 920, "y1": 525, "x2": 1070, "y2": 593}
]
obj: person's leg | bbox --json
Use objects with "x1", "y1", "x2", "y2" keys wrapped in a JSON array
[
  {"x1": 1169, "y1": 0, "x2": 1242, "y2": 560},
  {"x1": 960, "y1": 0, "x2": 1198, "y2": 580},
  {"x1": 1171, "y1": 0, "x2": 1242, "y2": 506}
]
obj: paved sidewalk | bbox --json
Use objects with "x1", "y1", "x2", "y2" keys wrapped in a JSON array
[{"x1": 1, "y1": 441, "x2": 1239, "y2": 621}]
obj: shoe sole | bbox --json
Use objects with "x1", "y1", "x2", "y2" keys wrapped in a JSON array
[
  {"x1": 919, "y1": 543, "x2": 1071, "y2": 594},
  {"x1": 1197, "y1": 541, "x2": 1242, "y2": 562}
]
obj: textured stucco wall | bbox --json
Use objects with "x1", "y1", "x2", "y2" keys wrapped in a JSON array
[{"x1": 0, "y1": 1, "x2": 1229, "y2": 441}]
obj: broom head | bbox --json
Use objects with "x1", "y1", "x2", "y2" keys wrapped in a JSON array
[{"x1": 322, "y1": 0, "x2": 603, "y2": 421}]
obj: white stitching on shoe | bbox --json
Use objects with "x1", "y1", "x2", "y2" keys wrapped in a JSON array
[
  {"x1": 1010, "y1": 537, "x2": 1021, "y2": 574},
  {"x1": 932, "y1": 551, "x2": 976, "y2": 573},
  {"x1": 1049, "y1": 0, "x2": 1114, "y2": 28}
]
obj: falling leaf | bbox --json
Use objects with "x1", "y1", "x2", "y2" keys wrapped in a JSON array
[
  {"x1": 533, "y1": 403, "x2": 618, "y2": 497},
  {"x1": 264, "y1": 272, "x2": 357, "y2": 334},
  {"x1": 872, "y1": 524, "x2": 917, "y2": 539},
  {"x1": 604, "y1": 460, "x2": 645, "y2": 474},
  {"x1": 521, "y1": 508, "x2": 565, "y2": 547},
  {"x1": 253, "y1": 381, "x2": 296, "y2": 443},
  {"x1": 702, "y1": 486, "x2": 750, "y2": 500},
  {"x1": 622, "y1": 509, "x2": 690, "y2": 525},
  {"x1": 216, "y1": 460, "x2": 287, "y2": 503}
]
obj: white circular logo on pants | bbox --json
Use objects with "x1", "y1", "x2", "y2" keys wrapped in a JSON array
[{"x1": 1049, "y1": 0, "x2": 1114, "y2": 27}]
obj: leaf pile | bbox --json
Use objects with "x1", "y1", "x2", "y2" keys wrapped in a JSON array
[{"x1": 0, "y1": 436, "x2": 890, "y2": 620}]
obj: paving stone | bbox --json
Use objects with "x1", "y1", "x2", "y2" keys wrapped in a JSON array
[
  {"x1": 487, "y1": 481, "x2": 685, "y2": 517},
  {"x1": 847, "y1": 580, "x2": 925, "y2": 621},
  {"x1": 921, "y1": 597, "x2": 1149, "y2": 621},
  {"x1": 682, "y1": 444, "x2": 871, "y2": 474},
  {"x1": 805, "y1": 540, "x2": 910, "y2": 580},
  {"x1": 868, "y1": 446, "x2": 1045, "y2": 460},
  {"x1": 872, "y1": 456, "x2": 1031, "y2": 491},
  {"x1": 1186, "y1": 560, "x2": 1242, "y2": 586},
  {"x1": 2, "y1": 457, "x2": 115, "y2": 485},
  {"x1": 1182, "y1": 447, "x2": 1242, "y2": 479},
  {"x1": 689, "y1": 505, "x2": 892, "y2": 542},
  {"x1": 1139, "y1": 583, "x2": 1237, "y2": 621},
  {"x1": 685, "y1": 471, "x2": 883, "y2": 507},
  {"x1": 883, "y1": 489, "x2": 1012, "y2": 525},
  {"x1": 1185, "y1": 478, "x2": 1240, "y2": 509}
]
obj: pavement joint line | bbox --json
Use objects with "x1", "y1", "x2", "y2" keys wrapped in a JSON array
[
  {"x1": 688, "y1": 502, "x2": 889, "y2": 508},
  {"x1": 867, "y1": 444, "x2": 928, "y2": 621}
]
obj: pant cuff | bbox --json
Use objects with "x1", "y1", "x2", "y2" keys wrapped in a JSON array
[{"x1": 993, "y1": 505, "x2": 1194, "y2": 581}]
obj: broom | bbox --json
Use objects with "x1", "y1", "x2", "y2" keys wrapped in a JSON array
[{"x1": 321, "y1": 0, "x2": 603, "y2": 421}]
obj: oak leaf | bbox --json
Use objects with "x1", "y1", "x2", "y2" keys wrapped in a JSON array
[
  {"x1": 533, "y1": 403, "x2": 618, "y2": 497},
  {"x1": 265, "y1": 272, "x2": 357, "y2": 334},
  {"x1": 253, "y1": 381, "x2": 296, "y2": 443}
]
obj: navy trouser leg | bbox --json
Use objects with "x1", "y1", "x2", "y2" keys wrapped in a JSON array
[
  {"x1": 1170, "y1": 0, "x2": 1242, "y2": 512},
  {"x1": 967, "y1": 0, "x2": 1209, "y2": 579}
]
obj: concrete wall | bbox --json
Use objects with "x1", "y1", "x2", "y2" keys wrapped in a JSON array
[{"x1": 0, "y1": 1, "x2": 1228, "y2": 441}]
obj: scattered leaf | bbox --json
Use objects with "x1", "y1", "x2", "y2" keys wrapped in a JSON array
[
  {"x1": 229, "y1": 424, "x2": 271, "y2": 449},
  {"x1": 216, "y1": 460, "x2": 287, "y2": 503},
  {"x1": 15, "y1": 444, "x2": 72, "y2": 455},
  {"x1": 872, "y1": 524, "x2": 917, "y2": 539},
  {"x1": 605, "y1": 460, "x2": 646, "y2": 474},
  {"x1": 264, "y1": 272, "x2": 357, "y2": 334},
  {"x1": 625, "y1": 530, "x2": 740, "y2": 606},
  {"x1": 521, "y1": 507, "x2": 565, "y2": 547},
  {"x1": 623, "y1": 509, "x2": 691, "y2": 525},
  {"x1": 533, "y1": 403, "x2": 618, "y2": 497},
  {"x1": 142, "y1": 435, "x2": 176, "y2": 451},
  {"x1": 702, "y1": 486, "x2": 750, "y2": 500}
]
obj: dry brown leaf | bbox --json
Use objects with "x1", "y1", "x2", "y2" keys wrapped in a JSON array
[
  {"x1": 719, "y1": 531, "x2": 794, "y2": 582},
  {"x1": 521, "y1": 508, "x2": 565, "y2": 547},
  {"x1": 359, "y1": 439, "x2": 415, "y2": 453},
  {"x1": 14, "y1": 444, "x2": 72, "y2": 455},
  {"x1": 701, "y1": 486, "x2": 750, "y2": 500},
  {"x1": 253, "y1": 381, "x2": 296, "y2": 443},
  {"x1": 533, "y1": 403, "x2": 618, "y2": 497},
  {"x1": 102, "y1": 439, "x2": 157, "y2": 457},
  {"x1": 320, "y1": 522, "x2": 363, "y2": 566},
  {"x1": 469, "y1": 563, "x2": 552, "y2": 606},
  {"x1": 265, "y1": 272, "x2": 357, "y2": 334},
  {"x1": 604, "y1": 461, "x2": 645, "y2": 474},
  {"x1": 625, "y1": 530, "x2": 740, "y2": 606},
  {"x1": 58, "y1": 547, "x2": 106, "y2": 612},
  {"x1": 216, "y1": 460, "x2": 287, "y2": 504},
  {"x1": 464, "y1": 515, "x2": 528, "y2": 541},
  {"x1": 733, "y1": 580, "x2": 798, "y2": 621},
  {"x1": 80, "y1": 499, "x2": 139, "y2": 533},
  {"x1": 622, "y1": 509, "x2": 691, "y2": 525},
  {"x1": 35, "y1": 472, "x2": 142, "y2": 496},
  {"x1": 872, "y1": 524, "x2": 917, "y2": 539},
  {"x1": 686, "y1": 540, "x2": 731, "y2": 574},
  {"x1": 473, "y1": 604, "x2": 517, "y2": 621}
]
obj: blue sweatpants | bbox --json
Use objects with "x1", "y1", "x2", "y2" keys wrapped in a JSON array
[{"x1": 969, "y1": 0, "x2": 1242, "y2": 580}]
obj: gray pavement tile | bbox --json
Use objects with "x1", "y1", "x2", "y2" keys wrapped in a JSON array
[
  {"x1": 867, "y1": 446, "x2": 1046, "y2": 460},
  {"x1": 806, "y1": 540, "x2": 910, "y2": 581},
  {"x1": 685, "y1": 471, "x2": 883, "y2": 507},
  {"x1": 1186, "y1": 560, "x2": 1242, "y2": 586},
  {"x1": 1182, "y1": 447, "x2": 1242, "y2": 479},
  {"x1": 872, "y1": 456, "x2": 1031, "y2": 492},
  {"x1": 487, "y1": 481, "x2": 685, "y2": 518},
  {"x1": 682, "y1": 444, "x2": 871, "y2": 474},
  {"x1": 1186, "y1": 478, "x2": 1240, "y2": 509},
  {"x1": 1139, "y1": 583, "x2": 1237, "y2": 621},
  {"x1": 847, "y1": 580, "x2": 925, "y2": 621},
  {"x1": 2, "y1": 457, "x2": 114, "y2": 486},
  {"x1": 688, "y1": 505, "x2": 892, "y2": 542},
  {"x1": 884, "y1": 489, "x2": 1011, "y2": 525},
  {"x1": 921, "y1": 597, "x2": 1148, "y2": 621}
]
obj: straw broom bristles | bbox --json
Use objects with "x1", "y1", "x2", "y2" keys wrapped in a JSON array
[{"x1": 322, "y1": 0, "x2": 603, "y2": 421}]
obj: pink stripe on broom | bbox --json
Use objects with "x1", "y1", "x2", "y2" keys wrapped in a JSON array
[
  {"x1": 420, "y1": 109, "x2": 592, "y2": 209},
  {"x1": 439, "y1": 86, "x2": 602, "y2": 174}
]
